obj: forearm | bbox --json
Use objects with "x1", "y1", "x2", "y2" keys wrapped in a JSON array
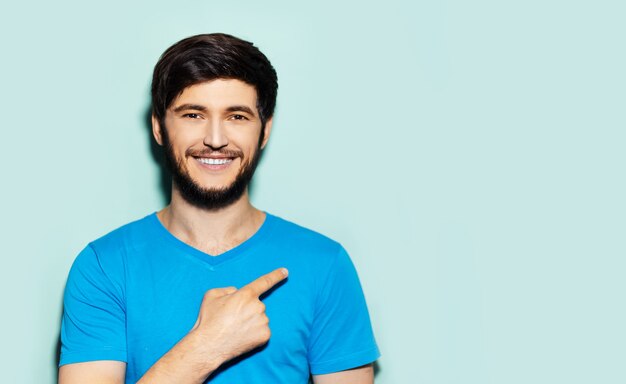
[{"x1": 137, "y1": 330, "x2": 225, "y2": 384}]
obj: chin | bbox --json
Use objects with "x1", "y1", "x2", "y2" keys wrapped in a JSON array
[{"x1": 194, "y1": 178, "x2": 236, "y2": 191}]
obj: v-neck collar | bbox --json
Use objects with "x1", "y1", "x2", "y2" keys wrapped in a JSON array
[{"x1": 147, "y1": 211, "x2": 275, "y2": 267}]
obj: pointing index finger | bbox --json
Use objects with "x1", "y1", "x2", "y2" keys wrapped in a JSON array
[{"x1": 242, "y1": 268, "x2": 289, "y2": 297}]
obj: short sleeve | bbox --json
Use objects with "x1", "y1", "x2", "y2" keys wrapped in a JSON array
[
  {"x1": 308, "y1": 246, "x2": 380, "y2": 374},
  {"x1": 59, "y1": 244, "x2": 127, "y2": 366}
]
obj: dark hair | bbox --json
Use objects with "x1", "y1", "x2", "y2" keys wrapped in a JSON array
[{"x1": 151, "y1": 33, "x2": 278, "y2": 129}]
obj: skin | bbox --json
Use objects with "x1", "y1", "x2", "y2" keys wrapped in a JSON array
[{"x1": 59, "y1": 79, "x2": 374, "y2": 383}]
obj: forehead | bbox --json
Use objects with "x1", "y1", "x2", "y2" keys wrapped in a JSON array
[{"x1": 171, "y1": 79, "x2": 258, "y2": 111}]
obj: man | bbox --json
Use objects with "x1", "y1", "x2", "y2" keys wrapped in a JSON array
[{"x1": 59, "y1": 33, "x2": 379, "y2": 383}]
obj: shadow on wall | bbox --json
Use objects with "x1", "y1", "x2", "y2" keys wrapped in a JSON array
[
  {"x1": 144, "y1": 107, "x2": 172, "y2": 206},
  {"x1": 54, "y1": 297, "x2": 62, "y2": 383}
]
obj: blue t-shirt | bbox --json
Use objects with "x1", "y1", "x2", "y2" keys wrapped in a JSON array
[{"x1": 60, "y1": 212, "x2": 379, "y2": 383}]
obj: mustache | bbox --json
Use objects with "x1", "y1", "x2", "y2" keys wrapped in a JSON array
[{"x1": 185, "y1": 148, "x2": 244, "y2": 158}]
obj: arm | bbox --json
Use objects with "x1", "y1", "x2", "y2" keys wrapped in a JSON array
[
  {"x1": 59, "y1": 361, "x2": 126, "y2": 384},
  {"x1": 312, "y1": 364, "x2": 374, "y2": 384},
  {"x1": 134, "y1": 287, "x2": 242, "y2": 383}
]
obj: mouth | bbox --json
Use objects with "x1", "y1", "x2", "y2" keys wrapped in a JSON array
[
  {"x1": 187, "y1": 148, "x2": 243, "y2": 172},
  {"x1": 196, "y1": 157, "x2": 234, "y2": 166},
  {"x1": 192, "y1": 154, "x2": 239, "y2": 172}
]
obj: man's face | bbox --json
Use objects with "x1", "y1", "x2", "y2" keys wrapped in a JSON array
[{"x1": 153, "y1": 79, "x2": 272, "y2": 210}]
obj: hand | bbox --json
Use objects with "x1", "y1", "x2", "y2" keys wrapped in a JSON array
[
  {"x1": 136, "y1": 268, "x2": 289, "y2": 383},
  {"x1": 190, "y1": 267, "x2": 289, "y2": 365}
]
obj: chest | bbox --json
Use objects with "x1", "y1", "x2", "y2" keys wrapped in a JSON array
[{"x1": 122, "y1": 254, "x2": 315, "y2": 382}]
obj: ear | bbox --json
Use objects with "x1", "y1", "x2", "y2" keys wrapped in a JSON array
[
  {"x1": 152, "y1": 115, "x2": 164, "y2": 146},
  {"x1": 260, "y1": 117, "x2": 273, "y2": 149}
]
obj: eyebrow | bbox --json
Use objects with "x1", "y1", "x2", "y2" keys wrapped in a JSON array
[
  {"x1": 171, "y1": 103, "x2": 257, "y2": 116},
  {"x1": 225, "y1": 105, "x2": 256, "y2": 116},
  {"x1": 172, "y1": 104, "x2": 207, "y2": 113}
]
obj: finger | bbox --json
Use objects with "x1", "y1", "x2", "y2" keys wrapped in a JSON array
[
  {"x1": 241, "y1": 268, "x2": 288, "y2": 297},
  {"x1": 222, "y1": 286, "x2": 237, "y2": 295},
  {"x1": 205, "y1": 286, "x2": 238, "y2": 298}
]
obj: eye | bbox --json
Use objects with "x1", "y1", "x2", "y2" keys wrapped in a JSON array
[
  {"x1": 183, "y1": 113, "x2": 202, "y2": 119},
  {"x1": 230, "y1": 114, "x2": 249, "y2": 121}
]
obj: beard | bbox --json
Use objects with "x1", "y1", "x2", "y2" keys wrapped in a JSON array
[{"x1": 161, "y1": 130, "x2": 262, "y2": 211}]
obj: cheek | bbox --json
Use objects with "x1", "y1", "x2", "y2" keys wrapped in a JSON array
[
  {"x1": 168, "y1": 130, "x2": 202, "y2": 152},
  {"x1": 165, "y1": 118, "x2": 206, "y2": 142},
  {"x1": 229, "y1": 130, "x2": 260, "y2": 148}
]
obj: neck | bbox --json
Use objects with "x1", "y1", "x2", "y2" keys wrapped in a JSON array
[{"x1": 157, "y1": 187, "x2": 265, "y2": 256}]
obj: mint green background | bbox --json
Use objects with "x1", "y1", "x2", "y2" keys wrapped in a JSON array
[{"x1": 1, "y1": 0, "x2": 624, "y2": 382}]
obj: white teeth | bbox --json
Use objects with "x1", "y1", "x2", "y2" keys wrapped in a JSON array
[{"x1": 198, "y1": 158, "x2": 232, "y2": 165}]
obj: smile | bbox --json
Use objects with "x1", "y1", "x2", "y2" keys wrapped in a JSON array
[{"x1": 196, "y1": 158, "x2": 234, "y2": 165}]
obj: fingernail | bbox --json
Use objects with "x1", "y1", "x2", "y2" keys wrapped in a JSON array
[{"x1": 281, "y1": 268, "x2": 289, "y2": 276}]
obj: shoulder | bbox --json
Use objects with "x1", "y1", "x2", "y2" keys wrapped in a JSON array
[
  {"x1": 264, "y1": 213, "x2": 351, "y2": 274},
  {"x1": 87, "y1": 213, "x2": 157, "y2": 255},
  {"x1": 71, "y1": 213, "x2": 157, "y2": 275},
  {"x1": 266, "y1": 213, "x2": 343, "y2": 253}
]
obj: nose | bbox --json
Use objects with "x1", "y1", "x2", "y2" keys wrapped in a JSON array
[{"x1": 203, "y1": 120, "x2": 229, "y2": 149}]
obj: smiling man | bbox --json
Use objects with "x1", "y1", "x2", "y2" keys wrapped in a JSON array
[{"x1": 58, "y1": 33, "x2": 379, "y2": 384}]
